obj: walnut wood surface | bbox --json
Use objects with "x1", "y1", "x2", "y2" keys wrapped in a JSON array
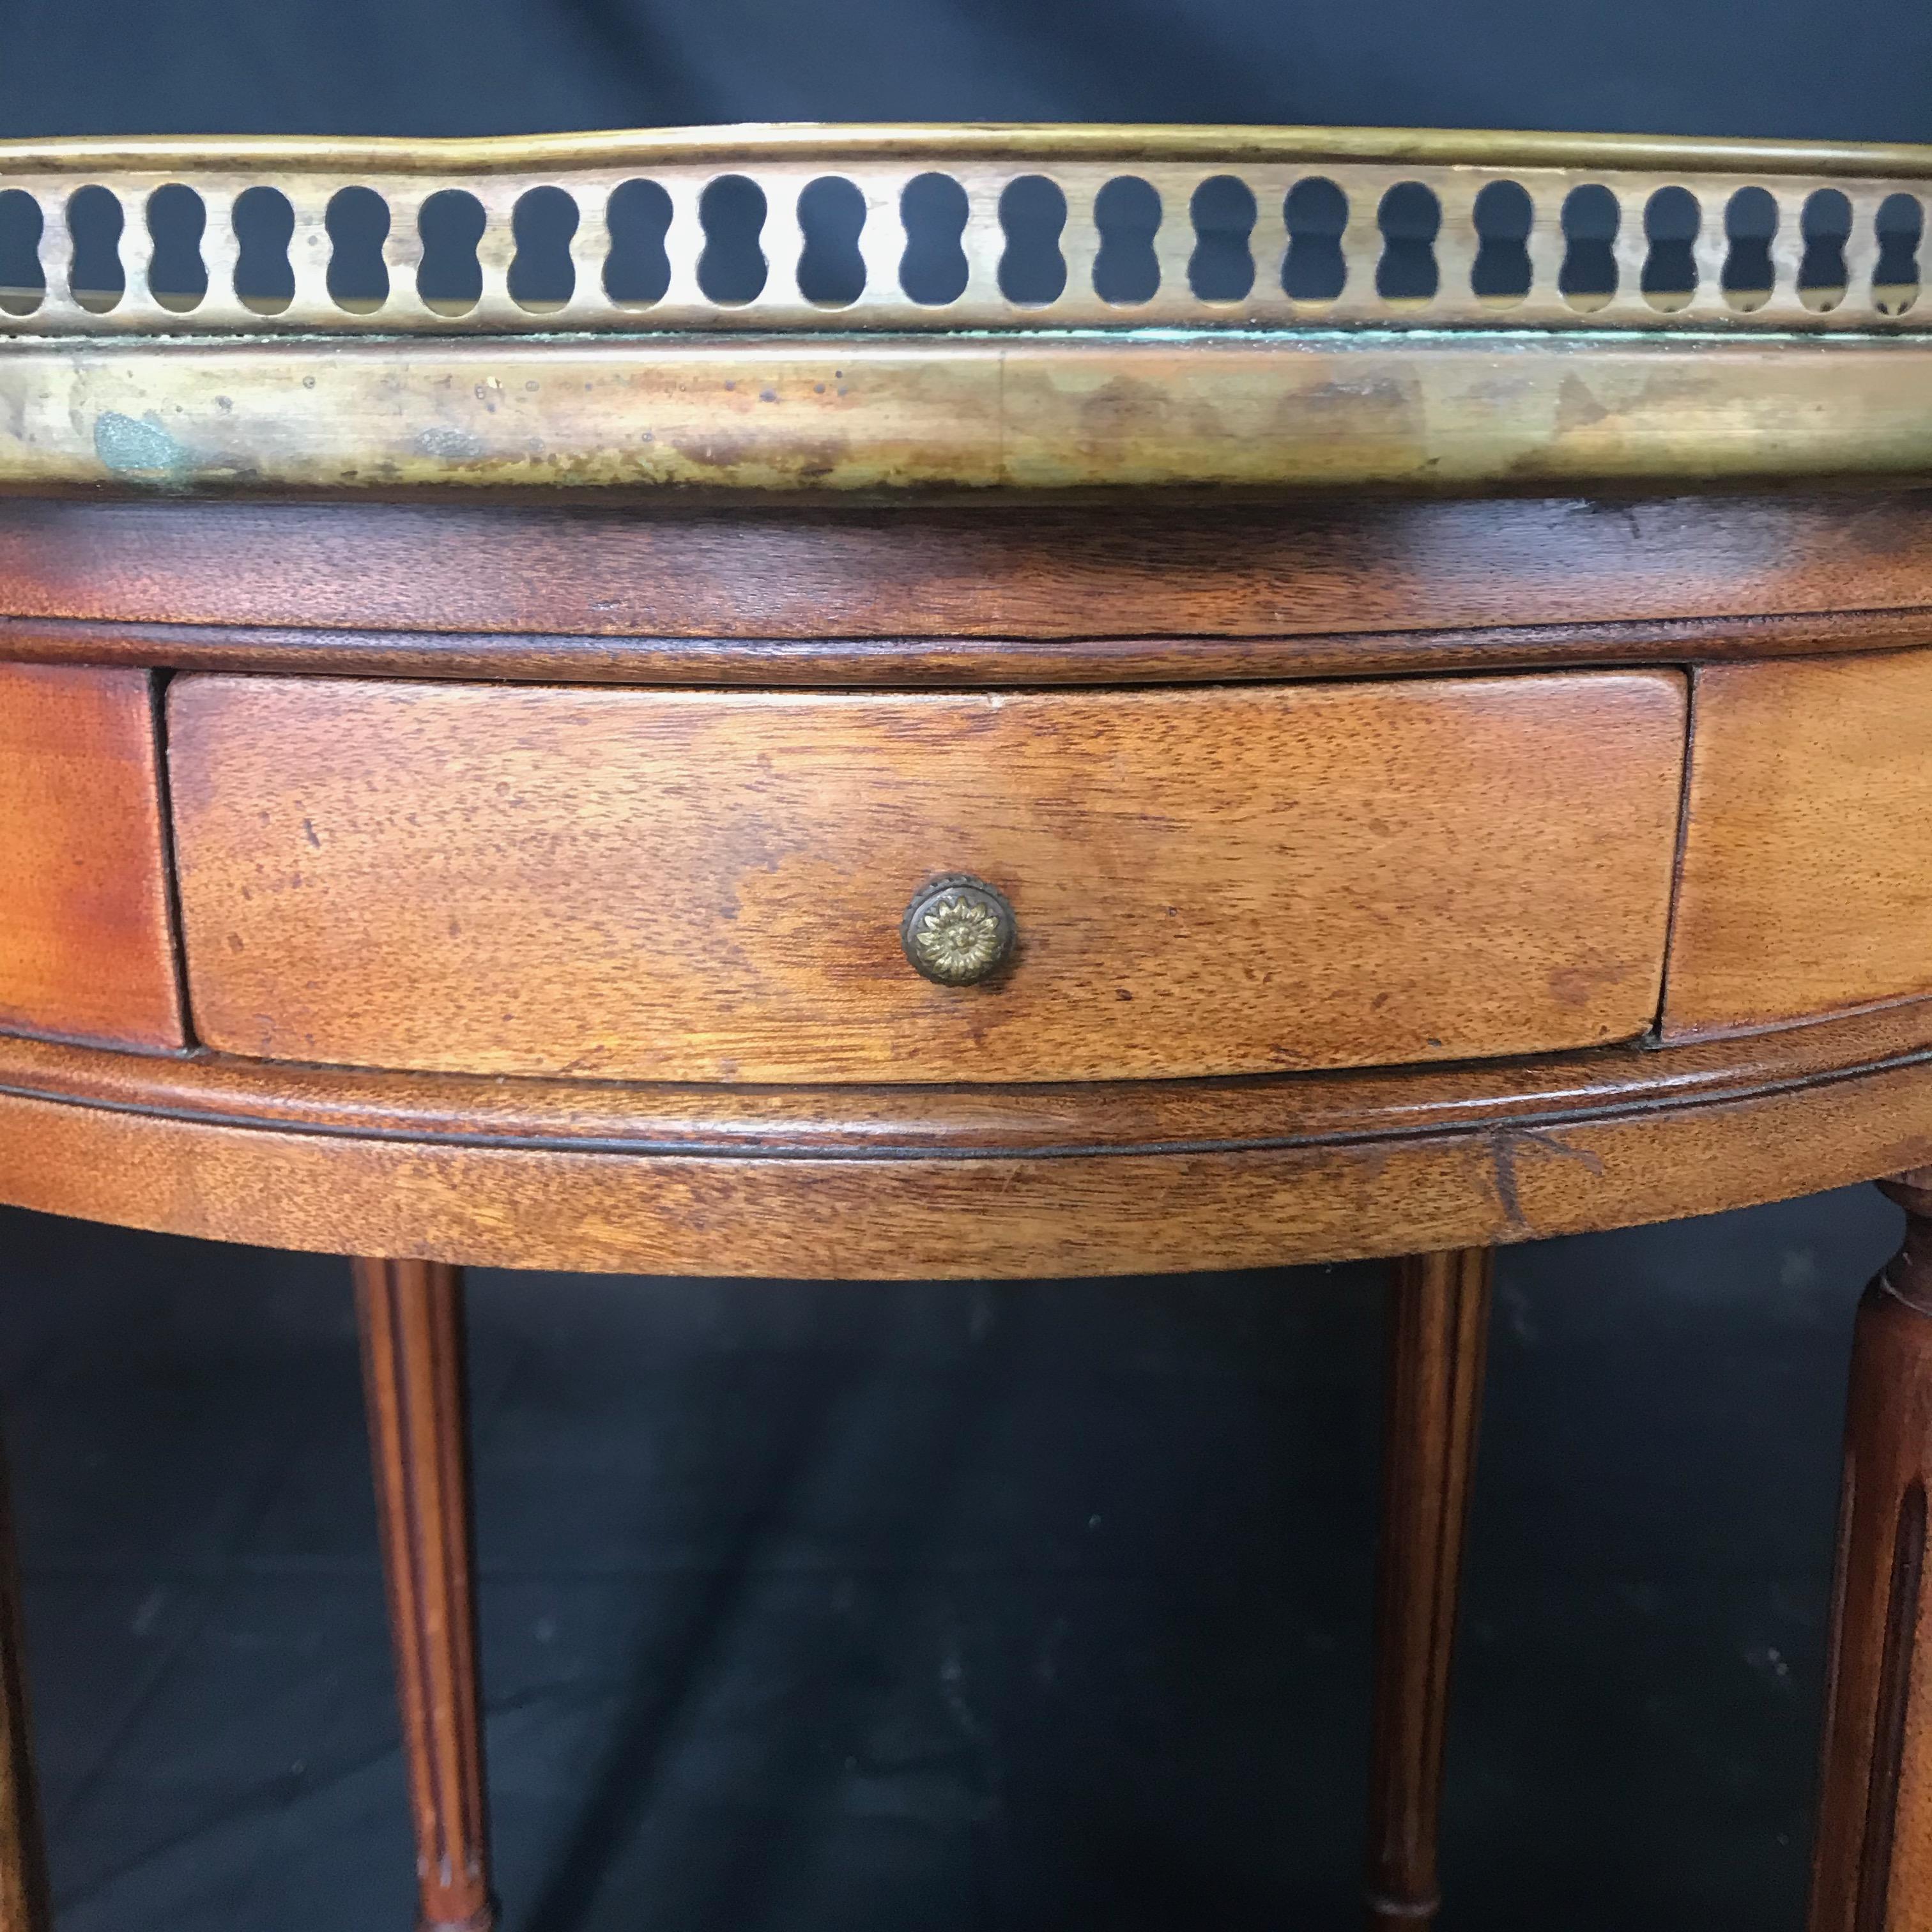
[
  {"x1": 168, "y1": 673, "x2": 1685, "y2": 1085},
  {"x1": 8, "y1": 992, "x2": 1932, "y2": 1155},
  {"x1": 1365, "y1": 1248, "x2": 1491, "y2": 1931},
  {"x1": 5, "y1": 494, "x2": 1932, "y2": 645},
  {"x1": 1667, "y1": 651, "x2": 1932, "y2": 1039},
  {"x1": 4, "y1": 1002, "x2": 1932, "y2": 1276},
  {"x1": 355, "y1": 1259, "x2": 494, "y2": 1932},
  {"x1": 5, "y1": 604, "x2": 1932, "y2": 691},
  {"x1": 1809, "y1": 1171, "x2": 1932, "y2": 1932},
  {"x1": 0, "y1": 664, "x2": 181, "y2": 1052}
]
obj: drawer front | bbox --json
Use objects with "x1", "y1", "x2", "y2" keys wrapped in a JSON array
[
  {"x1": 0, "y1": 664, "x2": 182, "y2": 1050},
  {"x1": 169, "y1": 673, "x2": 1685, "y2": 1084},
  {"x1": 1665, "y1": 650, "x2": 1932, "y2": 1038}
]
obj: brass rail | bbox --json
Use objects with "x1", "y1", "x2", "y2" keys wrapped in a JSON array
[{"x1": 0, "y1": 123, "x2": 1927, "y2": 336}]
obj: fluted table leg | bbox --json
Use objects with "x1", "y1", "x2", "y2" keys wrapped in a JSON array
[
  {"x1": 1364, "y1": 1247, "x2": 1492, "y2": 1931},
  {"x1": 0, "y1": 1429, "x2": 47, "y2": 1932},
  {"x1": 354, "y1": 1259, "x2": 495, "y2": 1932},
  {"x1": 1808, "y1": 1170, "x2": 1932, "y2": 1932}
]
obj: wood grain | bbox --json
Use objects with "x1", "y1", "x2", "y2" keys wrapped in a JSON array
[
  {"x1": 169, "y1": 673, "x2": 1686, "y2": 1085},
  {"x1": 4, "y1": 1014, "x2": 1932, "y2": 1276},
  {"x1": 1809, "y1": 1170, "x2": 1932, "y2": 1932},
  {"x1": 4, "y1": 603, "x2": 1930, "y2": 692},
  {"x1": 4, "y1": 989, "x2": 1932, "y2": 1159},
  {"x1": 0, "y1": 663, "x2": 182, "y2": 1051},
  {"x1": 4, "y1": 494, "x2": 1932, "y2": 643},
  {"x1": 1666, "y1": 650, "x2": 1932, "y2": 1038},
  {"x1": 1365, "y1": 1248, "x2": 1491, "y2": 1932},
  {"x1": 355, "y1": 1259, "x2": 494, "y2": 1932}
]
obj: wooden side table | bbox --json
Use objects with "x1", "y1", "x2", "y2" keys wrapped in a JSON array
[{"x1": 2, "y1": 120, "x2": 1932, "y2": 1929}]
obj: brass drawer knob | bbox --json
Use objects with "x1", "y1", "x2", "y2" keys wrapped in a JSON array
[{"x1": 901, "y1": 875, "x2": 1016, "y2": 986}]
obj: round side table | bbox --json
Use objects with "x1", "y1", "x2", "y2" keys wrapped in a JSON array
[{"x1": 1, "y1": 121, "x2": 1931, "y2": 1929}]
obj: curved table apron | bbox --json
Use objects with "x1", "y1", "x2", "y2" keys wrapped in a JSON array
[{"x1": 3, "y1": 120, "x2": 1932, "y2": 1931}]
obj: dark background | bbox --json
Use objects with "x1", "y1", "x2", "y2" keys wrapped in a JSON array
[
  {"x1": 3, "y1": 0, "x2": 1931, "y2": 141},
  {"x1": 1, "y1": 3, "x2": 1929, "y2": 1927}
]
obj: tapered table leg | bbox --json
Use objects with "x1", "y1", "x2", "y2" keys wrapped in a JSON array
[
  {"x1": 354, "y1": 1259, "x2": 495, "y2": 1932},
  {"x1": 0, "y1": 1430, "x2": 47, "y2": 1932},
  {"x1": 1363, "y1": 1246, "x2": 1492, "y2": 1931},
  {"x1": 1808, "y1": 1170, "x2": 1932, "y2": 1932}
]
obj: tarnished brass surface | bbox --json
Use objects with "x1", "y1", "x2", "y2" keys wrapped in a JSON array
[
  {"x1": 5, "y1": 123, "x2": 1932, "y2": 492},
  {"x1": 901, "y1": 877, "x2": 1016, "y2": 986},
  {"x1": 5, "y1": 330, "x2": 1932, "y2": 494},
  {"x1": 1, "y1": 121, "x2": 1930, "y2": 337},
  {"x1": 10, "y1": 125, "x2": 1932, "y2": 174}
]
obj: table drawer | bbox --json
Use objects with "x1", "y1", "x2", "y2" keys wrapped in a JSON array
[
  {"x1": 1664, "y1": 649, "x2": 1932, "y2": 1038},
  {"x1": 0, "y1": 664, "x2": 183, "y2": 1051},
  {"x1": 169, "y1": 673, "x2": 1686, "y2": 1084}
]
